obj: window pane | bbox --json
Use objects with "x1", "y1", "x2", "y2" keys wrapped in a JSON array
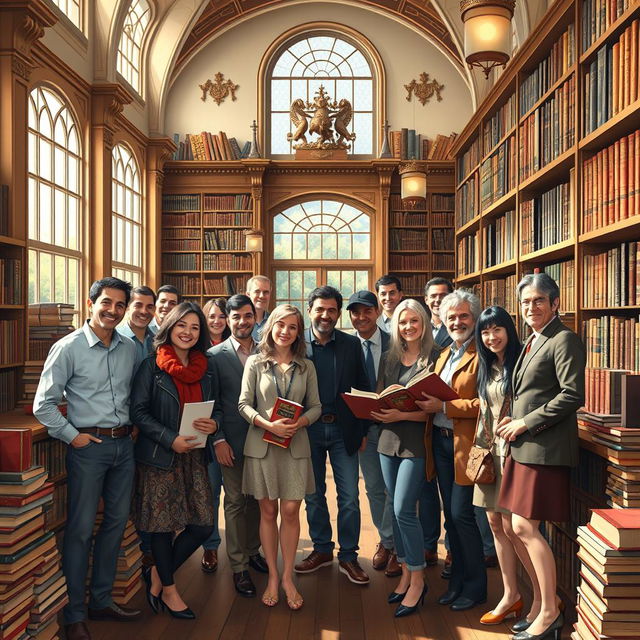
[
  {"x1": 39, "y1": 183, "x2": 52, "y2": 244},
  {"x1": 273, "y1": 234, "x2": 290, "y2": 259},
  {"x1": 271, "y1": 113, "x2": 291, "y2": 154},
  {"x1": 54, "y1": 255, "x2": 65, "y2": 301},
  {"x1": 292, "y1": 233, "x2": 306, "y2": 259},
  {"x1": 39, "y1": 140, "x2": 52, "y2": 181},
  {"x1": 39, "y1": 252, "x2": 52, "y2": 302},
  {"x1": 54, "y1": 189, "x2": 66, "y2": 246}
]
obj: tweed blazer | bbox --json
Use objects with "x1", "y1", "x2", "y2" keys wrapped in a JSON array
[
  {"x1": 510, "y1": 316, "x2": 585, "y2": 467},
  {"x1": 424, "y1": 339, "x2": 480, "y2": 485}
]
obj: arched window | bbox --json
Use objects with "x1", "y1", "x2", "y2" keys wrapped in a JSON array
[
  {"x1": 268, "y1": 32, "x2": 375, "y2": 156},
  {"x1": 28, "y1": 86, "x2": 82, "y2": 323},
  {"x1": 49, "y1": 0, "x2": 82, "y2": 30},
  {"x1": 117, "y1": 0, "x2": 151, "y2": 95},
  {"x1": 111, "y1": 143, "x2": 142, "y2": 286}
]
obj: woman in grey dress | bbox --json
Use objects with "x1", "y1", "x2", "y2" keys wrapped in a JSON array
[{"x1": 238, "y1": 304, "x2": 321, "y2": 611}]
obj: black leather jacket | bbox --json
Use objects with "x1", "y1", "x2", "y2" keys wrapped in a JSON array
[{"x1": 130, "y1": 353, "x2": 216, "y2": 470}]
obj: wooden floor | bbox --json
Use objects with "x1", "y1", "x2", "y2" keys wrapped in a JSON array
[{"x1": 86, "y1": 464, "x2": 569, "y2": 640}]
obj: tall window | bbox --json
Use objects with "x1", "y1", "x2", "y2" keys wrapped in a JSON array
[
  {"x1": 269, "y1": 34, "x2": 374, "y2": 156},
  {"x1": 49, "y1": 0, "x2": 82, "y2": 30},
  {"x1": 111, "y1": 144, "x2": 142, "y2": 287},
  {"x1": 28, "y1": 86, "x2": 82, "y2": 321},
  {"x1": 117, "y1": 0, "x2": 151, "y2": 94}
]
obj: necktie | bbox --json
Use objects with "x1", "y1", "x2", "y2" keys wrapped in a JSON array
[
  {"x1": 525, "y1": 339, "x2": 533, "y2": 354},
  {"x1": 364, "y1": 340, "x2": 376, "y2": 389}
]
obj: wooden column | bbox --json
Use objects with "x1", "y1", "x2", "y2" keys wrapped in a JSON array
[
  {"x1": 242, "y1": 159, "x2": 270, "y2": 275},
  {"x1": 372, "y1": 159, "x2": 397, "y2": 275},
  {"x1": 89, "y1": 83, "x2": 132, "y2": 281}
]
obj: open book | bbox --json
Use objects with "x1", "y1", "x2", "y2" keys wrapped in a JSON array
[{"x1": 341, "y1": 369, "x2": 459, "y2": 420}]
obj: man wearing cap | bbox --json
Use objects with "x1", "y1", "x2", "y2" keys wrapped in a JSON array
[{"x1": 347, "y1": 291, "x2": 401, "y2": 578}]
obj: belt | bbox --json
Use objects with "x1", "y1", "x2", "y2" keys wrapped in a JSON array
[
  {"x1": 436, "y1": 427, "x2": 453, "y2": 438},
  {"x1": 78, "y1": 426, "x2": 133, "y2": 439},
  {"x1": 320, "y1": 414, "x2": 337, "y2": 423}
]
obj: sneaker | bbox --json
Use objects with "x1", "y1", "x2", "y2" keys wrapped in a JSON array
[
  {"x1": 339, "y1": 559, "x2": 370, "y2": 584},
  {"x1": 294, "y1": 550, "x2": 333, "y2": 574}
]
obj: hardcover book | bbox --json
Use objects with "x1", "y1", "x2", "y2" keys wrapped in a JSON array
[
  {"x1": 262, "y1": 397, "x2": 304, "y2": 449},
  {"x1": 590, "y1": 508, "x2": 640, "y2": 549},
  {"x1": 0, "y1": 430, "x2": 32, "y2": 473}
]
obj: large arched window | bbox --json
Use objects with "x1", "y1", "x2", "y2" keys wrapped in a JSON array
[
  {"x1": 268, "y1": 32, "x2": 375, "y2": 156},
  {"x1": 111, "y1": 143, "x2": 142, "y2": 286},
  {"x1": 28, "y1": 86, "x2": 82, "y2": 323},
  {"x1": 49, "y1": 0, "x2": 82, "y2": 30},
  {"x1": 117, "y1": 0, "x2": 151, "y2": 95}
]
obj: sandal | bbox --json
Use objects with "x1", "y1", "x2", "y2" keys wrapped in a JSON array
[
  {"x1": 286, "y1": 592, "x2": 304, "y2": 611},
  {"x1": 262, "y1": 591, "x2": 279, "y2": 607}
]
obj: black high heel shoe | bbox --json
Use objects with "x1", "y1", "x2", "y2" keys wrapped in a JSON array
[
  {"x1": 388, "y1": 590, "x2": 408, "y2": 604},
  {"x1": 512, "y1": 612, "x2": 564, "y2": 640},
  {"x1": 512, "y1": 600, "x2": 565, "y2": 633},
  {"x1": 146, "y1": 583, "x2": 163, "y2": 615},
  {"x1": 160, "y1": 595, "x2": 196, "y2": 620},
  {"x1": 394, "y1": 584, "x2": 428, "y2": 618}
]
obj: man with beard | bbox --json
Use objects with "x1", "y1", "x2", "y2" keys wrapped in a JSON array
[
  {"x1": 208, "y1": 294, "x2": 268, "y2": 597},
  {"x1": 416, "y1": 290, "x2": 487, "y2": 612},
  {"x1": 117, "y1": 286, "x2": 156, "y2": 367},
  {"x1": 149, "y1": 284, "x2": 180, "y2": 331},
  {"x1": 34, "y1": 278, "x2": 140, "y2": 640},
  {"x1": 295, "y1": 286, "x2": 371, "y2": 585}
]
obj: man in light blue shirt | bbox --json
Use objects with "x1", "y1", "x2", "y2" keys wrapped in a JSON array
[
  {"x1": 34, "y1": 277, "x2": 141, "y2": 639},
  {"x1": 246, "y1": 275, "x2": 271, "y2": 341},
  {"x1": 117, "y1": 285, "x2": 156, "y2": 369}
]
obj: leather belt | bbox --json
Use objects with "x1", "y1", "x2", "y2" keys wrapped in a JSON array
[
  {"x1": 78, "y1": 426, "x2": 133, "y2": 439},
  {"x1": 320, "y1": 414, "x2": 337, "y2": 423},
  {"x1": 437, "y1": 427, "x2": 453, "y2": 438}
]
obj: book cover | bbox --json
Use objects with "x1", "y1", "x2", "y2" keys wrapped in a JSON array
[
  {"x1": 262, "y1": 397, "x2": 304, "y2": 449},
  {"x1": 590, "y1": 508, "x2": 640, "y2": 550},
  {"x1": 0, "y1": 429, "x2": 32, "y2": 473},
  {"x1": 0, "y1": 483, "x2": 53, "y2": 508}
]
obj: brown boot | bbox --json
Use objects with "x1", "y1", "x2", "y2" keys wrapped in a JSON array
[
  {"x1": 372, "y1": 543, "x2": 391, "y2": 570},
  {"x1": 384, "y1": 553, "x2": 402, "y2": 577}
]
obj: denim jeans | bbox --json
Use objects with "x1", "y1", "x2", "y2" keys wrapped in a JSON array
[
  {"x1": 432, "y1": 428, "x2": 487, "y2": 601},
  {"x1": 379, "y1": 454, "x2": 426, "y2": 571},
  {"x1": 358, "y1": 424, "x2": 394, "y2": 549},
  {"x1": 418, "y1": 477, "x2": 441, "y2": 552},
  {"x1": 305, "y1": 421, "x2": 361, "y2": 562},
  {"x1": 63, "y1": 437, "x2": 135, "y2": 625},
  {"x1": 202, "y1": 458, "x2": 223, "y2": 550}
]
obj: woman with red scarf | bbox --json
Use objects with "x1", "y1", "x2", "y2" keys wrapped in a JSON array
[{"x1": 131, "y1": 302, "x2": 218, "y2": 620}]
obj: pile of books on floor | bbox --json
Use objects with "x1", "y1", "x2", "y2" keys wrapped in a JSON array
[
  {"x1": 573, "y1": 508, "x2": 640, "y2": 639},
  {"x1": 0, "y1": 428, "x2": 66, "y2": 640}
]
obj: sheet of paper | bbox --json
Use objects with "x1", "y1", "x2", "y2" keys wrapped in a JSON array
[{"x1": 178, "y1": 400, "x2": 215, "y2": 448}]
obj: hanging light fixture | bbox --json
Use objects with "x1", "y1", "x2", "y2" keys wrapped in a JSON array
[
  {"x1": 460, "y1": 0, "x2": 515, "y2": 78},
  {"x1": 399, "y1": 162, "x2": 427, "y2": 208},
  {"x1": 244, "y1": 229, "x2": 264, "y2": 252}
]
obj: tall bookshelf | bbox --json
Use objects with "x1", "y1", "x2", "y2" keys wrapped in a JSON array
[
  {"x1": 388, "y1": 161, "x2": 456, "y2": 295},
  {"x1": 452, "y1": 0, "x2": 640, "y2": 606}
]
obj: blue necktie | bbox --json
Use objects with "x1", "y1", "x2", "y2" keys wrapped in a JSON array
[{"x1": 364, "y1": 340, "x2": 376, "y2": 390}]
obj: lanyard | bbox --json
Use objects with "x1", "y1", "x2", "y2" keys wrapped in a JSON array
[{"x1": 270, "y1": 363, "x2": 296, "y2": 400}]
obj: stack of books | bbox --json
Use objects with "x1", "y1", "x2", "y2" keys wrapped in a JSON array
[
  {"x1": 27, "y1": 303, "x2": 75, "y2": 363},
  {"x1": 388, "y1": 130, "x2": 458, "y2": 160},
  {"x1": 573, "y1": 509, "x2": 640, "y2": 639},
  {"x1": 172, "y1": 132, "x2": 250, "y2": 161}
]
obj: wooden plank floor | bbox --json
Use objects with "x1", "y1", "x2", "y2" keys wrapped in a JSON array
[{"x1": 86, "y1": 463, "x2": 571, "y2": 640}]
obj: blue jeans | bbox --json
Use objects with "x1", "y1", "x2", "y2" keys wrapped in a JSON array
[
  {"x1": 358, "y1": 424, "x2": 393, "y2": 549},
  {"x1": 432, "y1": 428, "x2": 487, "y2": 601},
  {"x1": 379, "y1": 454, "x2": 426, "y2": 570},
  {"x1": 441, "y1": 508, "x2": 495, "y2": 555},
  {"x1": 63, "y1": 437, "x2": 135, "y2": 625},
  {"x1": 305, "y1": 422, "x2": 361, "y2": 562},
  {"x1": 202, "y1": 458, "x2": 223, "y2": 550},
  {"x1": 418, "y1": 477, "x2": 441, "y2": 551}
]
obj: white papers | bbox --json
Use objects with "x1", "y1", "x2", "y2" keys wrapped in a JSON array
[{"x1": 178, "y1": 400, "x2": 215, "y2": 448}]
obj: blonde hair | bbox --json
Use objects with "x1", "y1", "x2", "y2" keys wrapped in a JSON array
[
  {"x1": 387, "y1": 299, "x2": 434, "y2": 368},
  {"x1": 256, "y1": 304, "x2": 307, "y2": 368}
]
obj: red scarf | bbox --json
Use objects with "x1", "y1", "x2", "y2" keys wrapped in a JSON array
[{"x1": 156, "y1": 344, "x2": 207, "y2": 407}]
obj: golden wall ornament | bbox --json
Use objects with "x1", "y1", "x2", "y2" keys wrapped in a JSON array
[
  {"x1": 287, "y1": 85, "x2": 356, "y2": 150},
  {"x1": 199, "y1": 72, "x2": 239, "y2": 105},
  {"x1": 404, "y1": 72, "x2": 445, "y2": 106}
]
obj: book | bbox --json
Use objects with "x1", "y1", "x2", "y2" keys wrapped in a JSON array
[
  {"x1": 341, "y1": 369, "x2": 458, "y2": 420},
  {"x1": 262, "y1": 397, "x2": 304, "y2": 449},
  {"x1": 0, "y1": 430, "x2": 32, "y2": 472},
  {"x1": 580, "y1": 575, "x2": 640, "y2": 612},
  {"x1": 0, "y1": 483, "x2": 53, "y2": 508},
  {"x1": 0, "y1": 466, "x2": 45, "y2": 484},
  {"x1": 0, "y1": 472, "x2": 47, "y2": 496},
  {"x1": 590, "y1": 508, "x2": 640, "y2": 549}
]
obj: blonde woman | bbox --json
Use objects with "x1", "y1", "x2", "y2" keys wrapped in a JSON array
[{"x1": 238, "y1": 304, "x2": 321, "y2": 610}]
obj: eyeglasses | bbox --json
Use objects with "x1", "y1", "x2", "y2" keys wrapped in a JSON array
[{"x1": 520, "y1": 297, "x2": 548, "y2": 308}]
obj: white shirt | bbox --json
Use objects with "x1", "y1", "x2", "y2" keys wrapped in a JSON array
[
  {"x1": 355, "y1": 327, "x2": 383, "y2": 378},
  {"x1": 376, "y1": 314, "x2": 392, "y2": 333},
  {"x1": 229, "y1": 335, "x2": 256, "y2": 366},
  {"x1": 528, "y1": 317, "x2": 556, "y2": 350}
]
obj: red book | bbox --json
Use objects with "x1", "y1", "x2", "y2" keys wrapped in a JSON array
[
  {"x1": 0, "y1": 429, "x2": 32, "y2": 473},
  {"x1": 589, "y1": 508, "x2": 640, "y2": 550},
  {"x1": 262, "y1": 397, "x2": 304, "y2": 449},
  {"x1": 0, "y1": 483, "x2": 53, "y2": 508}
]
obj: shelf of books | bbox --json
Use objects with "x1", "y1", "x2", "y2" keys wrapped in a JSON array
[
  {"x1": 452, "y1": 0, "x2": 640, "y2": 617},
  {"x1": 161, "y1": 191, "x2": 255, "y2": 303},
  {"x1": 387, "y1": 163, "x2": 455, "y2": 296}
]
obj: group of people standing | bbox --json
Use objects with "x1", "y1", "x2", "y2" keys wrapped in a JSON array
[{"x1": 33, "y1": 270, "x2": 584, "y2": 640}]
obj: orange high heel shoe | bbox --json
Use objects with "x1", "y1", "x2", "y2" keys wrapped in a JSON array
[{"x1": 480, "y1": 598, "x2": 524, "y2": 625}]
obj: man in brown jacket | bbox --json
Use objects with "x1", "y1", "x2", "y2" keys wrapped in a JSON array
[{"x1": 417, "y1": 289, "x2": 487, "y2": 611}]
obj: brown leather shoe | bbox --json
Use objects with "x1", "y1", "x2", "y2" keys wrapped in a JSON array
[
  {"x1": 339, "y1": 559, "x2": 370, "y2": 584},
  {"x1": 65, "y1": 621, "x2": 91, "y2": 640},
  {"x1": 294, "y1": 550, "x2": 333, "y2": 574},
  {"x1": 372, "y1": 543, "x2": 391, "y2": 570},
  {"x1": 384, "y1": 552, "x2": 402, "y2": 577},
  {"x1": 201, "y1": 549, "x2": 218, "y2": 573},
  {"x1": 88, "y1": 603, "x2": 141, "y2": 621},
  {"x1": 425, "y1": 550, "x2": 439, "y2": 566}
]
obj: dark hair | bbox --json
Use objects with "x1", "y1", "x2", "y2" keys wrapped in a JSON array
[
  {"x1": 157, "y1": 284, "x2": 181, "y2": 301},
  {"x1": 375, "y1": 274, "x2": 402, "y2": 293},
  {"x1": 153, "y1": 301, "x2": 210, "y2": 354},
  {"x1": 308, "y1": 285, "x2": 343, "y2": 310},
  {"x1": 131, "y1": 285, "x2": 156, "y2": 304},
  {"x1": 202, "y1": 297, "x2": 231, "y2": 341},
  {"x1": 89, "y1": 277, "x2": 132, "y2": 305},
  {"x1": 424, "y1": 277, "x2": 454, "y2": 296},
  {"x1": 475, "y1": 306, "x2": 522, "y2": 402},
  {"x1": 226, "y1": 294, "x2": 256, "y2": 315}
]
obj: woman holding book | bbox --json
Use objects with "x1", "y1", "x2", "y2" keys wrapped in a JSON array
[
  {"x1": 202, "y1": 297, "x2": 231, "y2": 347},
  {"x1": 238, "y1": 304, "x2": 321, "y2": 610},
  {"x1": 131, "y1": 302, "x2": 218, "y2": 620},
  {"x1": 472, "y1": 307, "x2": 542, "y2": 627},
  {"x1": 370, "y1": 299, "x2": 436, "y2": 618}
]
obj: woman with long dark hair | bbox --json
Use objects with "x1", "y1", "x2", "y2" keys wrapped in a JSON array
[
  {"x1": 131, "y1": 302, "x2": 218, "y2": 620},
  {"x1": 473, "y1": 307, "x2": 541, "y2": 627}
]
